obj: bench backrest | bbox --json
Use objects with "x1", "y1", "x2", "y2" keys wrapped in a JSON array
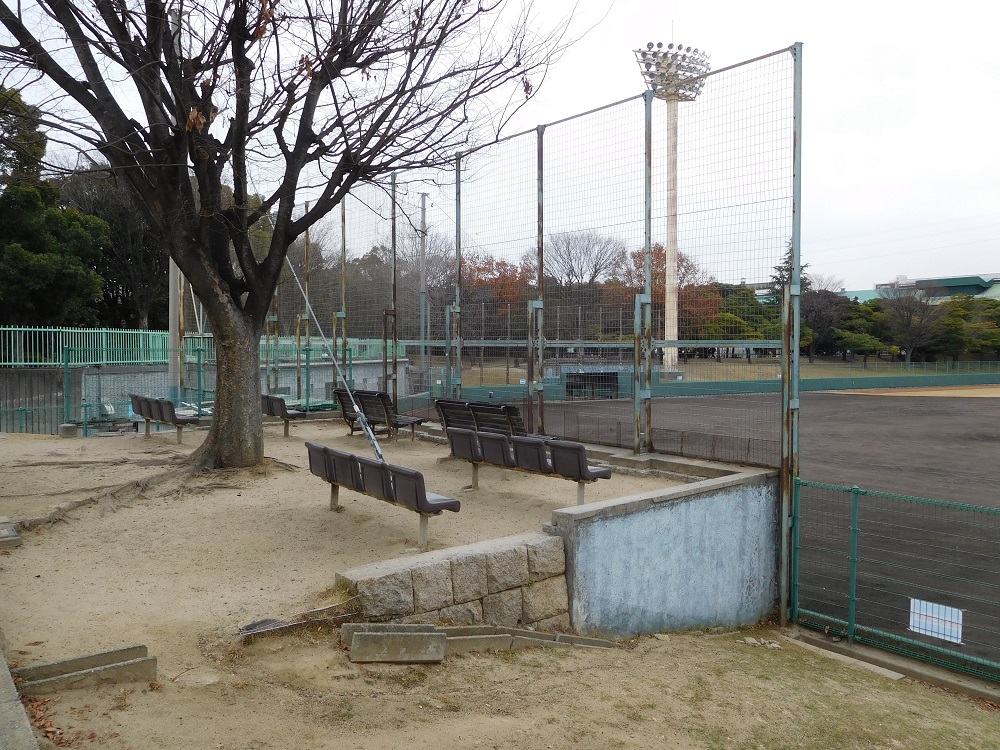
[
  {"x1": 434, "y1": 399, "x2": 475, "y2": 431},
  {"x1": 389, "y1": 464, "x2": 461, "y2": 514},
  {"x1": 327, "y1": 448, "x2": 364, "y2": 492},
  {"x1": 479, "y1": 431, "x2": 515, "y2": 468},
  {"x1": 547, "y1": 440, "x2": 588, "y2": 480},
  {"x1": 469, "y1": 403, "x2": 512, "y2": 435},
  {"x1": 305, "y1": 441, "x2": 329, "y2": 480},
  {"x1": 354, "y1": 391, "x2": 388, "y2": 424},
  {"x1": 261, "y1": 394, "x2": 272, "y2": 415},
  {"x1": 510, "y1": 435, "x2": 553, "y2": 474},
  {"x1": 356, "y1": 455, "x2": 394, "y2": 502},
  {"x1": 147, "y1": 397, "x2": 164, "y2": 422},
  {"x1": 129, "y1": 394, "x2": 144, "y2": 418},
  {"x1": 447, "y1": 428, "x2": 482, "y2": 462},
  {"x1": 501, "y1": 404, "x2": 531, "y2": 436},
  {"x1": 332, "y1": 388, "x2": 359, "y2": 419}
]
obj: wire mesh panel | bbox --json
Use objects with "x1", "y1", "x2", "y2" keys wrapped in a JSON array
[
  {"x1": 794, "y1": 479, "x2": 1000, "y2": 683},
  {"x1": 456, "y1": 131, "x2": 537, "y2": 386}
]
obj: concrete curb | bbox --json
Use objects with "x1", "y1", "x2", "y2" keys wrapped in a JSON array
[
  {"x1": 791, "y1": 629, "x2": 1000, "y2": 703},
  {"x1": 0, "y1": 623, "x2": 38, "y2": 750}
]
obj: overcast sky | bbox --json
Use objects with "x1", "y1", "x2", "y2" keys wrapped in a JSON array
[{"x1": 502, "y1": 0, "x2": 1000, "y2": 291}]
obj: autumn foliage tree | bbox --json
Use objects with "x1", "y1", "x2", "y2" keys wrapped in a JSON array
[{"x1": 0, "y1": 0, "x2": 568, "y2": 467}]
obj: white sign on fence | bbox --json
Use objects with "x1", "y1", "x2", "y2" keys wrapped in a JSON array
[{"x1": 909, "y1": 598, "x2": 963, "y2": 644}]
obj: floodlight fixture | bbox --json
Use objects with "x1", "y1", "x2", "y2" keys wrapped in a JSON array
[{"x1": 634, "y1": 41, "x2": 710, "y2": 101}]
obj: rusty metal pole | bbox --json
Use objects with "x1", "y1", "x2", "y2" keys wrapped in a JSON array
[
  {"x1": 534, "y1": 124, "x2": 546, "y2": 433},
  {"x1": 453, "y1": 153, "x2": 463, "y2": 399}
]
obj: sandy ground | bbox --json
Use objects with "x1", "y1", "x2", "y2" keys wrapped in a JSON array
[{"x1": 3, "y1": 418, "x2": 1000, "y2": 748}]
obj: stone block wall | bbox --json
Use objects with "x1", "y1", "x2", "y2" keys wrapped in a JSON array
[{"x1": 335, "y1": 531, "x2": 569, "y2": 629}]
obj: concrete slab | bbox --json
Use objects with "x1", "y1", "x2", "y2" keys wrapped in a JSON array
[
  {"x1": 510, "y1": 636, "x2": 571, "y2": 651},
  {"x1": 553, "y1": 633, "x2": 617, "y2": 649},
  {"x1": 437, "y1": 625, "x2": 499, "y2": 637},
  {"x1": 445, "y1": 635, "x2": 514, "y2": 656},
  {"x1": 17, "y1": 657, "x2": 158, "y2": 697},
  {"x1": 0, "y1": 516, "x2": 22, "y2": 550},
  {"x1": 13, "y1": 645, "x2": 148, "y2": 682},
  {"x1": 340, "y1": 623, "x2": 437, "y2": 646},
  {"x1": 349, "y1": 633, "x2": 447, "y2": 663}
]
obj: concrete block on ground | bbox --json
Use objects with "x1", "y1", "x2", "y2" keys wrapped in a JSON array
[
  {"x1": 446, "y1": 635, "x2": 513, "y2": 656},
  {"x1": 510, "y1": 636, "x2": 571, "y2": 652},
  {"x1": 526, "y1": 534, "x2": 565, "y2": 579},
  {"x1": 437, "y1": 625, "x2": 499, "y2": 637},
  {"x1": 349, "y1": 633, "x2": 446, "y2": 663},
  {"x1": 482, "y1": 588, "x2": 524, "y2": 628},
  {"x1": 412, "y1": 560, "x2": 454, "y2": 613},
  {"x1": 17, "y1": 657, "x2": 158, "y2": 696},
  {"x1": 521, "y1": 575, "x2": 569, "y2": 624},
  {"x1": 340, "y1": 623, "x2": 436, "y2": 646},
  {"x1": 450, "y1": 553, "x2": 489, "y2": 603},
  {"x1": 0, "y1": 517, "x2": 21, "y2": 550},
  {"x1": 354, "y1": 569, "x2": 414, "y2": 619},
  {"x1": 12, "y1": 645, "x2": 148, "y2": 682},
  {"x1": 504, "y1": 628, "x2": 557, "y2": 641},
  {"x1": 438, "y1": 600, "x2": 483, "y2": 625},
  {"x1": 554, "y1": 633, "x2": 617, "y2": 648},
  {"x1": 485, "y1": 545, "x2": 530, "y2": 594},
  {"x1": 59, "y1": 423, "x2": 78, "y2": 438}
]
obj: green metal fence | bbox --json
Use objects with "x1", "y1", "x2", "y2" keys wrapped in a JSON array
[{"x1": 792, "y1": 478, "x2": 1000, "y2": 683}]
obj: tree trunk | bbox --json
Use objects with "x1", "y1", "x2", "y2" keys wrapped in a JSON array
[{"x1": 191, "y1": 325, "x2": 264, "y2": 468}]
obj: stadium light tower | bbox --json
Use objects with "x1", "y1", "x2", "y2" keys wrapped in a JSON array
[{"x1": 635, "y1": 42, "x2": 710, "y2": 372}]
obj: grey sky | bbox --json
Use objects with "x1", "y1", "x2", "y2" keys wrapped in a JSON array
[{"x1": 505, "y1": 0, "x2": 1000, "y2": 291}]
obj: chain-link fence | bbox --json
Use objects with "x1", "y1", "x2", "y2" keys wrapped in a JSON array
[
  {"x1": 793, "y1": 478, "x2": 1000, "y2": 683},
  {"x1": 0, "y1": 47, "x2": 802, "y2": 465}
]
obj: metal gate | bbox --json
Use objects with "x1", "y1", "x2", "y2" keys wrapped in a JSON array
[{"x1": 792, "y1": 478, "x2": 1000, "y2": 683}]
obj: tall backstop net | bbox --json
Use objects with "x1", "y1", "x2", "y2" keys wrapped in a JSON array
[{"x1": 299, "y1": 46, "x2": 801, "y2": 469}]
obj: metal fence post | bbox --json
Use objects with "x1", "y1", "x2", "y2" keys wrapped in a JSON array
[
  {"x1": 196, "y1": 347, "x2": 204, "y2": 416},
  {"x1": 63, "y1": 345, "x2": 71, "y2": 425},
  {"x1": 848, "y1": 484, "x2": 861, "y2": 642},
  {"x1": 304, "y1": 345, "x2": 312, "y2": 411},
  {"x1": 791, "y1": 478, "x2": 802, "y2": 622}
]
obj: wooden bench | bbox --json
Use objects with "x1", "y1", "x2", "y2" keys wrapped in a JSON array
[
  {"x1": 446, "y1": 429, "x2": 612, "y2": 505},
  {"x1": 306, "y1": 442, "x2": 459, "y2": 545},
  {"x1": 129, "y1": 394, "x2": 200, "y2": 444},
  {"x1": 261, "y1": 394, "x2": 306, "y2": 437},
  {"x1": 353, "y1": 390, "x2": 427, "y2": 440}
]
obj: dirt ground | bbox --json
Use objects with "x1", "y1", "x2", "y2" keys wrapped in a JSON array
[{"x1": 2, "y1": 419, "x2": 1000, "y2": 748}]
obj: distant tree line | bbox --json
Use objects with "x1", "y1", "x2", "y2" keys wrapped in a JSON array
[{"x1": 1, "y1": 85, "x2": 996, "y2": 362}]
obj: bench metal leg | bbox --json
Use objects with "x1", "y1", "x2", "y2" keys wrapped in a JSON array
[
  {"x1": 330, "y1": 484, "x2": 340, "y2": 511},
  {"x1": 418, "y1": 514, "x2": 429, "y2": 547},
  {"x1": 471, "y1": 462, "x2": 479, "y2": 490},
  {"x1": 176, "y1": 425, "x2": 183, "y2": 444},
  {"x1": 283, "y1": 419, "x2": 290, "y2": 437},
  {"x1": 144, "y1": 418, "x2": 150, "y2": 438},
  {"x1": 577, "y1": 481, "x2": 586, "y2": 506}
]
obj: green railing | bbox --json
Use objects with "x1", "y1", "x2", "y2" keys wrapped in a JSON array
[
  {"x1": 1, "y1": 326, "x2": 171, "y2": 366},
  {"x1": 793, "y1": 478, "x2": 1000, "y2": 683}
]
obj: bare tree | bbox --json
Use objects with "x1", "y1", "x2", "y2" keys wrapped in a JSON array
[
  {"x1": 0, "y1": 0, "x2": 568, "y2": 467},
  {"x1": 806, "y1": 272, "x2": 845, "y2": 293},
  {"x1": 544, "y1": 231, "x2": 624, "y2": 288}
]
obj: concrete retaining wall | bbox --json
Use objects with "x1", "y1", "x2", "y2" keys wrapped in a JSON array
[
  {"x1": 548, "y1": 470, "x2": 779, "y2": 638},
  {"x1": 336, "y1": 532, "x2": 569, "y2": 629}
]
